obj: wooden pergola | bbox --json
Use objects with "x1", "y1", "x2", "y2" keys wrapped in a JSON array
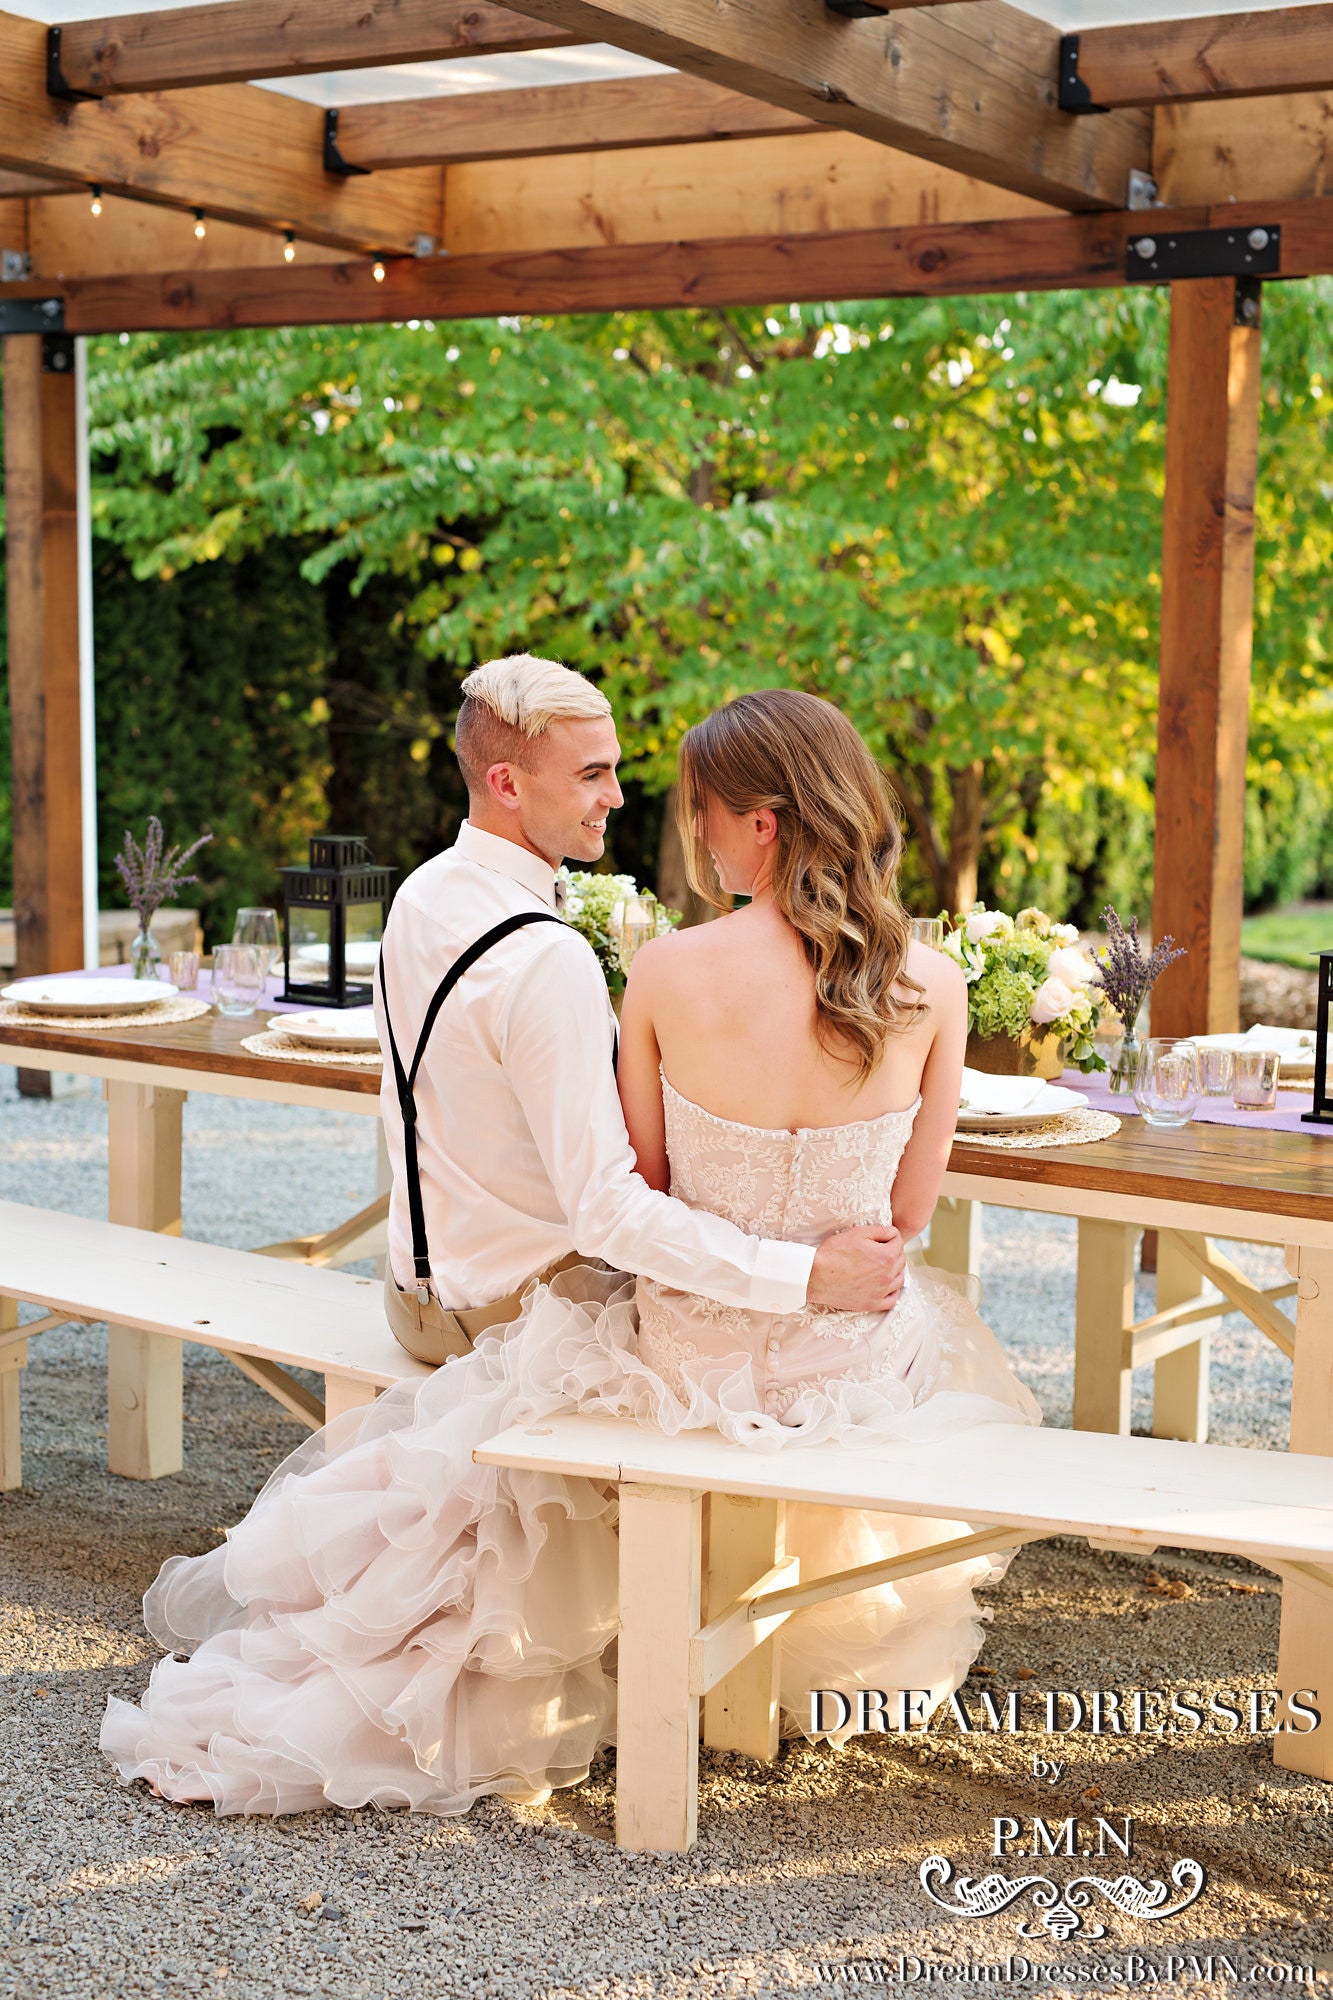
[{"x1": 2, "y1": 0, "x2": 1330, "y2": 1034}]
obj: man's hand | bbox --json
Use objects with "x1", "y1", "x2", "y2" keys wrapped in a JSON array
[{"x1": 807, "y1": 1225, "x2": 907, "y2": 1313}]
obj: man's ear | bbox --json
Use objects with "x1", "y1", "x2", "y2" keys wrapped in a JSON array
[{"x1": 484, "y1": 762, "x2": 523, "y2": 812}]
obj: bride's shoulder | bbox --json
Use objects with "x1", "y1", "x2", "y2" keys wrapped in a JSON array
[{"x1": 902, "y1": 939, "x2": 966, "y2": 1006}]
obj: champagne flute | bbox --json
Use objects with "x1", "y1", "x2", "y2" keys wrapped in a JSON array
[
  {"x1": 233, "y1": 907, "x2": 281, "y2": 988},
  {"x1": 617, "y1": 894, "x2": 654, "y2": 976}
]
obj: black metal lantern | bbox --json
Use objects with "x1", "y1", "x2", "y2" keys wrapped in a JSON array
[
  {"x1": 280, "y1": 836, "x2": 396, "y2": 1009},
  {"x1": 1303, "y1": 952, "x2": 1333, "y2": 1125}
]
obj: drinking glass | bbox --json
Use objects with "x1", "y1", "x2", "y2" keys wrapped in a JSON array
[
  {"x1": 211, "y1": 943, "x2": 265, "y2": 1018},
  {"x1": 1233, "y1": 1048, "x2": 1279, "y2": 1112},
  {"x1": 617, "y1": 894, "x2": 655, "y2": 976},
  {"x1": 233, "y1": 907, "x2": 281, "y2": 985},
  {"x1": 1133, "y1": 1037, "x2": 1200, "y2": 1129},
  {"x1": 910, "y1": 918, "x2": 946, "y2": 950},
  {"x1": 1197, "y1": 1044, "x2": 1235, "y2": 1096},
  {"x1": 167, "y1": 949, "x2": 201, "y2": 991}
]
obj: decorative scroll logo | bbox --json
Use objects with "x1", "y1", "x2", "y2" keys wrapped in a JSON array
[{"x1": 919, "y1": 1855, "x2": 1208, "y2": 1942}]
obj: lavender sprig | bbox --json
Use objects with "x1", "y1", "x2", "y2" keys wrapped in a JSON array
[
  {"x1": 1093, "y1": 906, "x2": 1186, "y2": 1028},
  {"x1": 114, "y1": 816, "x2": 212, "y2": 928}
]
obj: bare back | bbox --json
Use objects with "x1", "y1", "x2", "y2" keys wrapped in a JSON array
[{"x1": 617, "y1": 900, "x2": 967, "y2": 1242}]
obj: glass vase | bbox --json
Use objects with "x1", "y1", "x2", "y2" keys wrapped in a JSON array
[
  {"x1": 130, "y1": 923, "x2": 161, "y2": 981},
  {"x1": 1109, "y1": 1021, "x2": 1141, "y2": 1094}
]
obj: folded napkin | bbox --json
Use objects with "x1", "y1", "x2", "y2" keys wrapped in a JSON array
[
  {"x1": 958, "y1": 1068, "x2": 1049, "y2": 1116},
  {"x1": 1243, "y1": 1024, "x2": 1318, "y2": 1056}
]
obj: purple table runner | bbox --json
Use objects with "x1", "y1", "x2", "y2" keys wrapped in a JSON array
[{"x1": 1060, "y1": 1067, "x2": 1330, "y2": 1136}]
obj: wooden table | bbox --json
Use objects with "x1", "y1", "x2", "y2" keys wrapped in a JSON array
[
  {"x1": 5, "y1": 1020, "x2": 1332, "y2": 1780},
  {"x1": 0, "y1": 1007, "x2": 384, "y2": 1483},
  {"x1": 934, "y1": 1120, "x2": 1333, "y2": 1783}
]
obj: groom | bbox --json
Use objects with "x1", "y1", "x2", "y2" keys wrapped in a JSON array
[{"x1": 375, "y1": 653, "x2": 906, "y2": 1364}]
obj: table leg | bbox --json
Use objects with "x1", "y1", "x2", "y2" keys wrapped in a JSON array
[
  {"x1": 1151, "y1": 1233, "x2": 1215, "y2": 1443},
  {"x1": 926, "y1": 1197, "x2": 982, "y2": 1286},
  {"x1": 324, "y1": 1376, "x2": 378, "y2": 1425},
  {"x1": 616, "y1": 1481, "x2": 702, "y2": 1853},
  {"x1": 703, "y1": 1494, "x2": 785, "y2": 1761},
  {"x1": 104, "y1": 1080, "x2": 186, "y2": 1481},
  {"x1": 1073, "y1": 1219, "x2": 1137, "y2": 1435},
  {"x1": 1275, "y1": 1244, "x2": 1333, "y2": 1782},
  {"x1": 0, "y1": 1297, "x2": 24, "y2": 1493}
]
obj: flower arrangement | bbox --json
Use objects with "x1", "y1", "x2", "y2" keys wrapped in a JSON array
[
  {"x1": 940, "y1": 903, "x2": 1106, "y2": 1075},
  {"x1": 1091, "y1": 906, "x2": 1187, "y2": 1091},
  {"x1": 114, "y1": 816, "x2": 212, "y2": 979},
  {"x1": 557, "y1": 869, "x2": 679, "y2": 994}
]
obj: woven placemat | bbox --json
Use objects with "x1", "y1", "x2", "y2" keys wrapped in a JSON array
[
  {"x1": 0, "y1": 996, "x2": 212, "y2": 1032},
  {"x1": 241, "y1": 1029, "x2": 382, "y2": 1069},
  {"x1": 956, "y1": 1107, "x2": 1121, "y2": 1150}
]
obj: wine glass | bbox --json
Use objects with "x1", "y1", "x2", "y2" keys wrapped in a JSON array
[
  {"x1": 211, "y1": 944, "x2": 265, "y2": 1018},
  {"x1": 910, "y1": 918, "x2": 946, "y2": 949},
  {"x1": 617, "y1": 894, "x2": 655, "y2": 977},
  {"x1": 233, "y1": 907, "x2": 280, "y2": 987}
]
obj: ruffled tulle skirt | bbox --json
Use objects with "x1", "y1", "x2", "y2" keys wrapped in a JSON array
[{"x1": 101, "y1": 1260, "x2": 1041, "y2": 1816}]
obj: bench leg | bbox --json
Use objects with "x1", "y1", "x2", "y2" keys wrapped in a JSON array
[
  {"x1": 1073, "y1": 1219, "x2": 1137, "y2": 1435},
  {"x1": 616, "y1": 1482, "x2": 701, "y2": 1853},
  {"x1": 0, "y1": 1298, "x2": 24, "y2": 1492},
  {"x1": 1276, "y1": 1244, "x2": 1333, "y2": 1782},
  {"x1": 1151, "y1": 1232, "x2": 1214, "y2": 1443},
  {"x1": 703, "y1": 1495, "x2": 785, "y2": 1761},
  {"x1": 925, "y1": 1197, "x2": 982, "y2": 1286},
  {"x1": 105, "y1": 1081, "x2": 186, "y2": 1480},
  {"x1": 324, "y1": 1376, "x2": 378, "y2": 1425}
]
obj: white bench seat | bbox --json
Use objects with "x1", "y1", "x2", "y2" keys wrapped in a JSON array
[
  {"x1": 0, "y1": 1198, "x2": 432, "y2": 1488},
  {"x1": 475, "y1": 1411, "x2": 1333, "y2": 1852}
]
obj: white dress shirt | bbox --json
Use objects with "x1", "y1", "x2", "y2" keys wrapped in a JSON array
[{"x1": 373, "y1": 820, "x2": 816, "y2": 1314}]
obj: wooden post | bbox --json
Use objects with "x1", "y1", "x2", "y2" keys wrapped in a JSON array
[
  {"x1": 105, "y1": 1079, "x2": 186, "y2": 1479},
  {"x1": 1275, "y1": 1243, "x2": 1333, "y2": 1782},
  {"x1": 1150, "y1": 277, "x2": 1263, "y2": 1038},
  {"x1": 4, "y1": 331, "x2": 86, "y2": 1095}
]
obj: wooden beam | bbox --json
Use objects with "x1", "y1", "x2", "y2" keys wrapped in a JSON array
[
  {"x1": 1154, "y1": 91, "x2": 1333, "y2": 207},
  {"x1": 0, "y1": 170, "x2": 72, "y2": 198},
  {"x1": 334, "y1": 71, "x2": 816, "y2": 170},
  {"x1": 3, "y1": 337, "x2": 85, "y2": 992},
  {"x1": 0, "y1": 9, "x2": 444, "y2": 255},
  {"x1": 51, "y1": 0, "x2": 584, "y2": 95},
  {"x1": 492, "y1": 0, "x2": 1151, "y2": 211},
  {"x1": 1063, "y1": 6, "x2": 1333, "y2": 109},
  {"x1": 24, "y1": 195, "x2": 1333, "y2": 334},
  {"x1": 1150, "y1": 277, "x2": 1263, "y2": 1039}
]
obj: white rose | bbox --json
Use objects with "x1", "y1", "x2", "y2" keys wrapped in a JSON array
[
  {"x1": 964, "y1": 909, "x2": 1014, "y2": 945},
  {"x1": 1050, "y1": 922, "x2": 1080, "y2": 943},
  {"x1": 1030, "y1": 975, "x2": 1076, "y2": 1026},
  {"x1": 1047, "y1": 945, "x2": 1097, "y2": 988}
]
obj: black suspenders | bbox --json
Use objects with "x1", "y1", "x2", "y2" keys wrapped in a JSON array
[{"x1": 377, "y1": 911, "x2": 565, "y2": 1302}]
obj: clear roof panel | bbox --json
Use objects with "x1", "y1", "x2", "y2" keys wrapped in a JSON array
[{"x1": 11, "y1": 0, "x2": 1328, "y2": 103}]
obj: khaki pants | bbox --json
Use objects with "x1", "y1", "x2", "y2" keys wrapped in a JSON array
[{"x1": 384, "y1": 1252, "x2": 582, "y2": 1368}]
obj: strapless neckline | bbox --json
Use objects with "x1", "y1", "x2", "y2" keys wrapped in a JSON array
[{"x1": 659, "y1": 1069, "x2": 922, "y2": 1140}]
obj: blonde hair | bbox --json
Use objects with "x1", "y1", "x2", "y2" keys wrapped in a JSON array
[
  {"x1": 455, "y1": 653, "x2": 611, "y2": 793},
  {"x1": 677, "y1": 689, "x2": 924, "y2": 1081}
]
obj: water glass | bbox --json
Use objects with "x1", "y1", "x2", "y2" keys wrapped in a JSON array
[
  {"x1": 1233, "y1": 1048, "x2": 1279, "y2": 1112},
  {"x1": 1133, "y1": 1037, "x2": 1201, "y2": 1129},
  {"x1": 211, "y1": 943, "x2": 265, "y2": 1018},
  {"x1": 910, "y1": 918, "x2": 946, "y2": 950},
  {"x1": 167, "y1": 949, "x2": 201, "y2": 991},
  {"x1": 1197, "y1": 1044, "x2": 1235, "y2": 1096},
  {"x1": 233, "y1": 907, "x2": 281, "y2": 984}
]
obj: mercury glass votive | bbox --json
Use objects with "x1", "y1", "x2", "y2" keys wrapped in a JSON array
[{"x1": 1233, "y1": 1048, "x2": 1279, "y2": 1112}]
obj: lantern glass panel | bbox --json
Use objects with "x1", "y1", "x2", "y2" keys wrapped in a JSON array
[{"x1": 288, "y1": 904, "x2": 332, "y2": 987}]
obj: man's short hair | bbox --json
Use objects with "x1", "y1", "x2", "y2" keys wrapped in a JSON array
[{"x1": 454, "y1": 653, "x2": 612, "y2": 795}]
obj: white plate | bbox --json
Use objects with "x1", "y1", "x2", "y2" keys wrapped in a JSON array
[
  {"x1": 956, "y1": 1083, "x2": 1084, "y2": 1133},
  {"x1": 2, "y1": 976, "x2": 179, "y2": 1016},
  {"x1": 272, "y1": 1008, "x2": 381, "y2": 1053},
  {"x1": 289, "y1": 942, "x2": 380, "y2": 972}
]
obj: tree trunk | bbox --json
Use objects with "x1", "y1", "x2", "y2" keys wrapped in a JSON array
[
  {"x1": 943, "y1": 760, "x2": 985, "y2": 913},
  {"x1": 657, "y1": 785, "x2": 729, "y2": 928}
]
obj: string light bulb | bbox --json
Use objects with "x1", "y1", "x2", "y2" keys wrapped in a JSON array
[
  {"x1": 193, "y1": 208, "x2": 207, "y2": 240},
  {"x1": 283, "y1": 230, "x2": 296, "y2": 264},
  {"x1": 89, "y1": 184, "x2": 103, "y2": 217},
  {"x1": 372, "y1": 259, "x2": 386, "y2": 283}
]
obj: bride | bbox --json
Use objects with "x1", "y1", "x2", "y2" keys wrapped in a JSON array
[{"x1": 102, "y1": 689, "x2": 1039, "y2": 1818}]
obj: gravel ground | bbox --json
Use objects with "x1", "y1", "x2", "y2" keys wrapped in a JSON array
[{"x1": 1, "y1": 1070, "x2": 1329, "y2": 2000}]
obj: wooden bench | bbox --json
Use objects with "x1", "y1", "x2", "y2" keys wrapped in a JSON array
[
  {"x1": 0, "y1": 1199, "x2": 432, "y2": 1489},
  {"x1": 475, "y1": 1411, "x2": 1333, "y2": 1852}
]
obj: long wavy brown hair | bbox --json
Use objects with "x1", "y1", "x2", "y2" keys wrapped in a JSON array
[{"x1": 677, "y1": 689, "x2": 925, "y2": 1082}]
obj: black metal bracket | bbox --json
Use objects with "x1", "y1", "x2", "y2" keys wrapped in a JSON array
[
  {"x1": 1058, "y1": 36, "x2": 1109, "y2": 114},
  {"x1": 323, "y1": 108, "x2": 371, "y2": 177},
  {"x1": 46, "y1": 25, "x2": 101, "y2": 103},
  {"x1": 42, "y1": 332, "x2": 75, "y2": 374},
  {"x1": 0, "y1": 297, "x2": 66, "y2": 335},
  {"x1": 1125, "y1": 224, "x2": 1281, "y2": 283},
  {"x1": 826, "y1": 0, "x2": 889, "y2": 15}
]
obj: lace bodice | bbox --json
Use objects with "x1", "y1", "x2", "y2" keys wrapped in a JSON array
[{"x1": 661, "y1": 1072, "x2": 920, "y2": 1245}]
